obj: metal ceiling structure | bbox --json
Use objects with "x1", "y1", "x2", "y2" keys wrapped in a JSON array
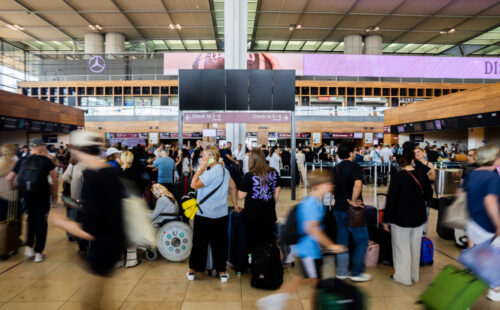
[{"x1": 0, "y1": 0, "x2": 499, "y2": 55}]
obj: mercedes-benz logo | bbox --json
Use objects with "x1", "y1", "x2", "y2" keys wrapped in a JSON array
[{"x1": 89, "y1": 55, "x2": 106, "y2": 73}]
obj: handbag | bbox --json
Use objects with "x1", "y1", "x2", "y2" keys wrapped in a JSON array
[
  {"x1": 181, "y1": 168, "x2": 225, "y2": 220},
  {"x1": 459, "y1": 237, "x2": 500, "y2": 287},
  {"x1": 336, "y1": 166, "x2": 366, "y2": 228},
  {"x1": 442, "y1": 191, "x2": 469, "y2": 229}
]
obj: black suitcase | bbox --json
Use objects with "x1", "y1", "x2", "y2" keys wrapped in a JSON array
[
  {"x1": 436, "y1": 197, "x2": 455, "y2": 240},
  {"x1": 250, "y1": 243, "x2": 284, "y2": 290},
  {"x1": 374, "y1": 227, "x2": 393, "y2": 266},
  {"x1": 227, "y1": 209, "x2": 248, "y2": 275}
]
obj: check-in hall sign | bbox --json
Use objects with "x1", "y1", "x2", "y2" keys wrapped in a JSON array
[{"x1": 183, "y1": 112, "x2": 290, "y2": 124}]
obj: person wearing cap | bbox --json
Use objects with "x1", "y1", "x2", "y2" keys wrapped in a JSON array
[
  {"x1": 106, "y1": 147, "x2": 121, "y2": 168},
  {"x1": 49, "y1": 130, "x2": 125, "y2": 308},
  {"x1": 6, "y1": 138, "x2": 57, "y2": 263}
]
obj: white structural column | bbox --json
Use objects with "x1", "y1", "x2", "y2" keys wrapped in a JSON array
[
  {"x1": 84, "y1": 33, "x2": 104, "y2": 55},
  {"x1": 105, "y1": 32, "x2": 125, "y2": 56},
  {"x1": 343, "y1": 34, "x2": 363, "y2": 54},
  {"x1": 225, "y1": 0, "x2": 247, "y2": 148},
  {"x1": 468, "y1": 127, "x2": 485, "y2": 149},
  {"x1": 364, "y1": 34, "x2": 382, "y2": 55}
]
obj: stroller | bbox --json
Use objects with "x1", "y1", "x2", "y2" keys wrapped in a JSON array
[{"x1": 145, "y1": 184, "x2": 193, "y2": 262}]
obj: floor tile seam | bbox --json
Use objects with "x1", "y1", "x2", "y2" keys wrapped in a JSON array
[
  {"x1": 119, "y1": 260, "x2": 154, "y2": 308},
  {"x1": 5, "y1": 278, "x2": 42, "y2": 304}
]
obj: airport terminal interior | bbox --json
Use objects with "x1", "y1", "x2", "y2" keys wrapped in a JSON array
[{"x1": 0, "y1": 0, "x2": 500, "y2": 309}]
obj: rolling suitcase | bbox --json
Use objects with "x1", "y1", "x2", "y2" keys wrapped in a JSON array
[
  {"x1": 227, "y1": 209, "x2": 248, "y2": 275},
  {"x1": 0, "y1": 190, "x2": 21, "y2": 259}
]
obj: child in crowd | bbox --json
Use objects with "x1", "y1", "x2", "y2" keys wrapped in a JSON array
[{"x1": 256, "y1": 170, "x2": 346, "y2": 310}]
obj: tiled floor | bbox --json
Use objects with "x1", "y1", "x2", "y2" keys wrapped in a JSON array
[{"x1": 0, "y1": 185, "x2": 499, "y2": 310}]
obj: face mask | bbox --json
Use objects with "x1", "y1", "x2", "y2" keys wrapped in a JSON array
[{"x1": 207, "y1": 157, "x2": 215, "y2": 165}]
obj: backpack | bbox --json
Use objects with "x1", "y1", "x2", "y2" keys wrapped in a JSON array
[
  {"x1": 17, "y1": 156, "x2": 45, "y2": 196},
  {"x1": 250, "y1": 243, "x2": 284, "y2": 290},
  {"x1": 283, "y1": 204, "x2": 302, "y2": 245}
]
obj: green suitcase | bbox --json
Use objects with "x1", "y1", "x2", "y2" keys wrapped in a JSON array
[{"x1": 420, "y1": 265, "x2": 488, "y2": 310}]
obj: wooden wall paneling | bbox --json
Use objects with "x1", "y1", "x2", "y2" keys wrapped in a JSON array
[
  {"x1": 0, "y1": 90, "x2": 84, "y2": 126},
  {"x1": 384, "y1": 83, "x2": 500, "y2": 126}
]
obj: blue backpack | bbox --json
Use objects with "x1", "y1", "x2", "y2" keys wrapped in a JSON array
[{"x1": 420, "y1": 237, "x2": 434, "y2": 266}]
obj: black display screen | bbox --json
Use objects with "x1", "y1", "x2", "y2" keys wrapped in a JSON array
[
  {"x1": 226, "y1": 70, "x2": 248, "y2": 111},
  {"x1": 191, "y1": 132, "x2": 203, "y2": 138},
  {"x1": 202, "y1": 70, "x2": 225, "y2": 110},
  {"x1": 397, "y1": 125, "x2": 405, "y2": 133},
  {"x1": 44, "y1": 122, "x2": 54, "y2": 132},
  {"x1": 249, "y1": 70, "x2": 272, "y2": 110},
  {"x1": 413, "y1": 123, "x2": 423, "y2": 132},
  {"x1": 179, "y1": 70, "x2": 203, "y2": 110},
  {"x1": 61, "y1": 125, "x2": 71, "y2": 133},
  {"x1": 273, "y1": 70, "x2": 295, "y2": 111},
  {"x1": 2, "y1": 117, "x2": 18, "y2": 130},
  {"x1": 30, "y1": 121, "x2": 41, "y2": 131},
  {"x1": 425, "y1": 121, "x2": 435, "y2": 131},
  {"x1": 322, "y1": 132, "x2": 332, "y2": 139}
]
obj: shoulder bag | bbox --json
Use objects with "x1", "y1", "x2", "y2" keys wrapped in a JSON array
[
  {"x1": 336, "y1": 166, "x2": 366, "y2": 228},
  {"x1": 182, "y1": 168, "x2": 225, "y2": 220}
]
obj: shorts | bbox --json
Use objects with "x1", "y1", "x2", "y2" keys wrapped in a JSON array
[{"x1": 299, "y1": 257, "x2": 323, "y2": 279}]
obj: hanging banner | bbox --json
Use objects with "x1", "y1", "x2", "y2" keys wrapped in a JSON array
[
  {"x1": 183, "y1": 112, "x2": 291, "y2": 124},
  {"x1": 313, "y1": 132, "x2": 321, "y2": 144},
  {"x1": 149, "y1": 132, "x2": 158, "y2": 144}
]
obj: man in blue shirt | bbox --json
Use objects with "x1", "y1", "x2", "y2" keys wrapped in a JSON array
[
  {"x1": 151, "y1": 150, "x2": 175, "y2": 190},
  {"x1": 257, "y1": 171, "x2": 345, "y2": 310},
  {"x1": 221, "y1": 141, "x2": 239, "y2": 169}
]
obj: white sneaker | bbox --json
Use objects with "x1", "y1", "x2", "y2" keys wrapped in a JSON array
[
  {"x1": 350, "y1": 273, "x2": 372, "y2": 282},
  {"x1": 336, "y1": 274, "x2": 349, "y2": 280},
  {"x1": 186, "y1": 271, "x2": 195, "y2": 281},
  {"x1": 34, "y1": 253, "x2": 47, "y2": 263},
  {"x1": 220, "y1": 273, "x2": 229, "y2": 283},
  {"x1": 487, "y1": 289, "x2": 500, "y2": 301},
  {"x1": 256, "y1": 292, "x2": 290, "y2": 310},
  {"x1": 24, "y1": 247, "x2": 35, "y2": 258}
]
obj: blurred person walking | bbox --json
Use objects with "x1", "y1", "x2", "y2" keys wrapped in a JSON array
[
  {"x1": 462, "y1": 144, "x2": 500, "y2": 301},
  {"x1": 50, "y1": 131, "x2": 125, "y2": 309},
  {"x1": 0, "y1": 144, "x2": 17, "y2": 221},
  {"x1": 6, "y1": 138, "x2": 57, "y2": 263}
]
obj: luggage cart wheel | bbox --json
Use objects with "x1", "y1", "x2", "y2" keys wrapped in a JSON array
[
  {"x1": 146, "y1": 249, "x2": 158, "y2": 261},
  {"x1": 237, "y1": 272, "x2": 242, "y2": 277}
]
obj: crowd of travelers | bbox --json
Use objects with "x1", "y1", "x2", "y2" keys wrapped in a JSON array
[{"x1": 0, "y1": 133, "x2": 498, "y2": 308}]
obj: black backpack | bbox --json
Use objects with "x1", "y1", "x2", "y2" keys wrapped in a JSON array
[
  {"x1": 283, "y1": 204, "x2": 302, "y2": 245},
  {"x1": 250, "y1": 243, "x2": 283, "y2": 290},
  {"x1": 17, "y1": 156, "x2": 45, "y2": 196},
  {"x1": 315, "y1": 278, "x2": 365, "y2": 310}
]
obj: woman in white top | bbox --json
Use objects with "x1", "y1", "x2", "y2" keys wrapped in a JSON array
[
  {"x1": 295, "y1": 147, "x2": 307, "y2": 187},
  {"x1": 267, "y1": 146, "x2": 282, "y2": 175}
]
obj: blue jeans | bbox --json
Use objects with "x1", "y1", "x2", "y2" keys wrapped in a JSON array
[{"x1": 334, "y1": 210, "x2": 369, "y2": 277}]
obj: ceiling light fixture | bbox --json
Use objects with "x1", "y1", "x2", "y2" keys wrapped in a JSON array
[
  {"x1": 169, "y1": 24, "x2": 175, "y2": 29},
  {"x1": 95, "y1": 25, "x2": 102, "y2": 30},
  {"x1": 176, "y1": 24, "x2": 181, "y2": 30},
  {"x1": 6, "y1": 24, "x2": 24, "y2": 31},
  {"x1": 296, "y1": 24, "x2": 302, "y2": 29},
  {"x1": 440, "y1": 28, "x2": 455, "y2": 35},
  {"x1": 289, "y1": 25, "x2": 295, "y2": 31},
  {"x1": 366, "y1": 26, "x2": 380, "y2": 33}
]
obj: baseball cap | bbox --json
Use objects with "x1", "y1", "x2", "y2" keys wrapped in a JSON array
[
  {"x1": 106, "y1": 147, "x2": 121, "y2": 156},
  {"x1": 29, "y1": 138, "x2": 45, "y2": 147}
]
